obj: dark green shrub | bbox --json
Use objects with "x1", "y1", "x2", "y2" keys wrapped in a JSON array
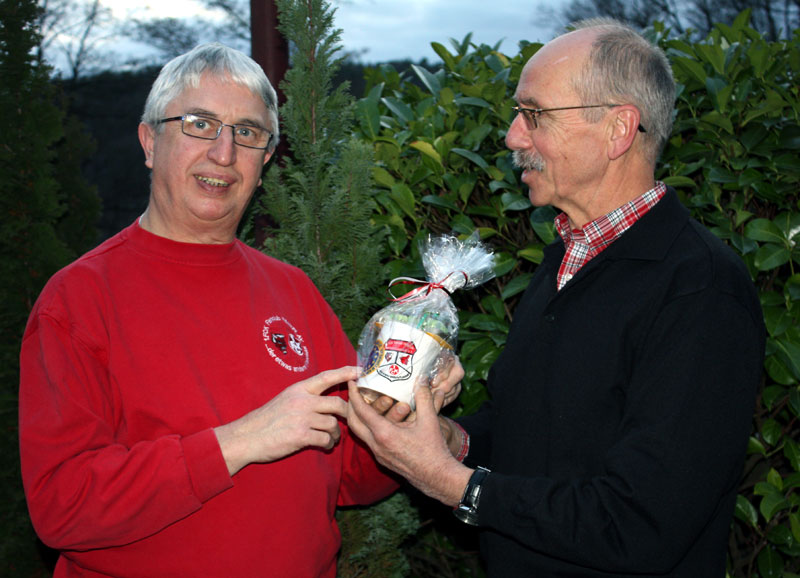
[
  {"x1": 659, "y1": 13, "x2": 800, "y2": 576},
  {"x1": 1, "y1": 0, "x2": 100, "y2": 575}
]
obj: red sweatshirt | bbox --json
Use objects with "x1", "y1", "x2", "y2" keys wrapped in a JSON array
[{"x1": 19, "y1": 221, "x2": 397, "y2": 577}]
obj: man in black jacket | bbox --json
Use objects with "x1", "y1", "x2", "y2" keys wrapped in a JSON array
[{"x1": 347, "y1": 18, "x2": 765, "y2": 577}]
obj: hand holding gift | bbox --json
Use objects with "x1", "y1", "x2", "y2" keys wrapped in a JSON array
[{"x1": 356, "y1": 232, "x2": 495, "y2": 409}]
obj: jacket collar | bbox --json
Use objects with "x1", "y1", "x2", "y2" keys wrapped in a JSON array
[{"x1": 543, "y1": 186, "x2": 690, "y2": 266}]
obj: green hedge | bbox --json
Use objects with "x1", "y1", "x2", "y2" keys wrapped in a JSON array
[{"x1": 351, "y1": 12, "x2": 800, "y2": 577}]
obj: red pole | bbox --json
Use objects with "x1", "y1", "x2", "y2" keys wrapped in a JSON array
[
  {"x1": 250, "y1": 0, "x2": 288, "y2": 106},
  {"x1": 249, "y1": 0, "x2": 289, "y2": 246}
]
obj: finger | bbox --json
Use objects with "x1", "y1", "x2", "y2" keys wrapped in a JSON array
[
  {"x1": 431, "y1": 356, "x2": 455, "y2": 388},
  {"x1": 432, "y1": 388, "x2": 446, "y2": 413},
  {"x1": 441, "y1": 382, "x2": 461, "y2": 407},
  {"x1": 385, "y1": 401, "x2": 411, "y2": 423},
  {"x1": 307, "y1": 424, "x2": 341, "y2": 450},
  {"x1": 347, "y1": 380, "x2": 383, "y2": 427},
  {"x1": 312, "y1": 395, "x2": 349, "y2": 419},
  {"x1": 412, "y1": 384, "x2": 440, "y2": 423},
  {"x1": 310, "y1": 413, "x2": 342, "y2": 435},
  {"x1": 371, "y1": 395, "x2": 396, "y2": 415},
  {"x1": 346, "y1": 381, "x2": 379, "y2": 443},
  {"x1": 303, "y1": 366, "x2": 360, "y2": 396}
]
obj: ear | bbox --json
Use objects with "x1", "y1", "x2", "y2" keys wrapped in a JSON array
[
  {"x1": 607, "y1": 106, "x2": 641, "y2": 161},
  {"x1": 258, "y1": 150, "x2": 274, "y2": 187},
  {"x1": 138, "y1": 122, "x2": 156, "y2": 169}
]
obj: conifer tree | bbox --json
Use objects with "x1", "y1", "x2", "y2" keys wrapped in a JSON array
[
  {"x1": 0, "y1": 0, "x2": 99, "y2": 572},
  {"x1": 243, "y1": 2, "x2": 422, "y2": 575},
  {"x1": 247, "y1": 0, "x2": 384, "y2": 342}
]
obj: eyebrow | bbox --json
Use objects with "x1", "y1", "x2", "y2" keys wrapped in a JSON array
[{"x1": 513, "y1": 94, "x2": 540, "y2": 108}]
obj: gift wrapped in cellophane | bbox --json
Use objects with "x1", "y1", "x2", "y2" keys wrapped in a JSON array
[{"x1": 356, "y1": 232, "x2": 495, "y2": 409}]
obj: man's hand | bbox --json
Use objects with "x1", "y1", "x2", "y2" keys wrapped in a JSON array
[
  {"x1": 431, "y1": 352, "x2": 465, "y2": 408},
  {"x1": 347, "y1": 380, "x2": 472, "y2": 507},
  {"x1": 364, "y1": 354, "x2": 466, "y2": 422},
  {"x1": 214, "y1": 367, "x2": 354, "y2": 476}
]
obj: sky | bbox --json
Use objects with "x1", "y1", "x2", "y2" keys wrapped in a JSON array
[{"x1": 96, "y1": 0, "x2": 567, "y2": 66}]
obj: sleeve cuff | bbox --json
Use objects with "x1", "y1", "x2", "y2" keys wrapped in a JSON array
[
  {"x1": 180, "y1": 429, "x2": 233, "y2": 503},
  {"x1": 453, "y1": 421, "x2": 470, "y2": 462}
]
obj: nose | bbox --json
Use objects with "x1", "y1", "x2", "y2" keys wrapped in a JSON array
[
  {"x1": 505, "y1": 112, "x2": 533, "y2": 152},
  {"x1": 207, "y1": 125, "x2": 237, "y2": 166}
]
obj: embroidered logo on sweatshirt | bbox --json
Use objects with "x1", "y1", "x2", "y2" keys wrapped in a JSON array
[{"x1": 262, "y1": 316, "x2": 310, "y2": 372}]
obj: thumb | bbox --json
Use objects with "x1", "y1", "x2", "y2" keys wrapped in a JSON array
[
  {"x1": 303, "y1": 366, "x2": 360, "y2": 396},
  {"x1": 412, "y1": 384, "x2": 442, "y2": 422}
]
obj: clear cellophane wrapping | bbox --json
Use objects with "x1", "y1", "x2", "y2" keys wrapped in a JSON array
[{"x1": 356, "y1": 232, "x2": 495, "y2": 407}]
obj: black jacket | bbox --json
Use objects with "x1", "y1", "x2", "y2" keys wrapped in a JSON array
[{"x1": 459, "y1": 188, "x2": 765, "y2": 577}]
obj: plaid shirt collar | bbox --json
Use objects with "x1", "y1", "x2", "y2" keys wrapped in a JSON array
[{"x1": 554, "y1": 181, "x2": 667, "y2": 291}]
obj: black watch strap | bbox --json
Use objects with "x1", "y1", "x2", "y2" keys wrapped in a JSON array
[{"x1": 453, "y1": 466, "x2": 490, "y2": 526}]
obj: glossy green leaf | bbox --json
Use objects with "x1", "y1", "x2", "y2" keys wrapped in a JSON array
[
  {"x1": 757, "y1": 487, "x2": 790, "y2": 522},
  {"x1": 744, "y1": 218, "x2": 786, "y2": 243},
  {"x1": 705, "y1": 76, "x2": 731, "y2": 113},
  {"x1": 785, "y1": 439, "x2": 800, "y2": 472},
  {"x1": 491, "y1": 252, "x2": 516, "y2": 277},
  {"x1": 451, "y1": 147, "x2": 489, "y2": 171},
  {"x1": 517, "y1": 246, "x2": 544, "y2": 264},
  {"x1": 671, "y1": 55, "x2": 707, "y2": 85},
  {"x1": 389, "y1": 183, "x2": 417, "y2": 219},
  {"x1": 464, "y1": 314, "x2": 509, "y2": 332},
  {"x1": 757, "y1": 546, "x2": 784, "y2": 577},
  {"x1": 661, "y1": 175, "x2": 697, "y2": 189},
  {"x1": 700, "y1": 110, "x2": 734, "y2": 134},
  {"x1": 382, "y1": 97, "x2": 415, "y2": 124},
  {"x1": 355, "y1": 98, "x2": 380, "y2": 139},
  {"x1": 411, "y1": 64, "x2": 441, "y2": 96},
  {"x1": 761, "y1": 419, "x2": 782, "y2": 447},
  {"x1": 708, "y1": 165, "x2": 738, "y2": 183},
  {"x1": 421, "y1": 194, "x2": 459, "y2": 212},
  {"x1": 766, "y1": 524, "x2": 793, "y2": 547},
  {"x1": 791, "y1": 512, "x2": 800, "y2": 543},
  {"x1": 754, "y1": 244, "x2": 790, "y2": 270},
  {"x1": 767, "y1": 467, "x2": 784, "y2": 490},
  {"x1": 501, "y1": 273, "x2": 534, "y2": 300},
  {"x1": 790, "y1": 387, "x2": 800, "y2": 418},
  {"x1": 454, "y1": 96, "x2": 492, "y2": 109},
  {"x1": 772, "y1": 336, "x2": 800, "y2": 381},
  {"x1": 748, "y1": 435, "x2": 767, "y2": 456},
  {"x1": 762, "y1": 385, "x2": 789, "y2": 410},
  {"x1": 431, "y1": 42, "x2": 457, "y2": 70},
  {"x1": 372, "y1": 166, "x2": 395, "y2": 189},
  {"x1": 734, "y1": 494, "x2": 759, "y2": 527},
  {"x1": 501, "y1": 192, "x2": 532, "y2": 211},
  {"x1": 695, "y1": 43, "x2": 726, "y2": 75},
  {"x1": 410, "y1": 140, "x2": 442, "y2": 165},
  {"x1": 530, "y1": 206, "x2": 557, "y2": 245}
]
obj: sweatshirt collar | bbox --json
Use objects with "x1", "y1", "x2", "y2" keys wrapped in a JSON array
[{"x1": 124, "y1": 219, "x2": 242, "y2": 266}]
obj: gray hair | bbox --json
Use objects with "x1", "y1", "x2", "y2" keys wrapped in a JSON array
[
  {"x1": 570, "y1": 18, "x2": 675, "y2": 164},
  {"x1": 141, "y1": 42, "x2": 280, "y2": 152}
]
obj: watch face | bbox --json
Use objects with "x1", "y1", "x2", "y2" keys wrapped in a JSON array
[{"x1": 453, "y1": 504, "x2": 479, "y2": 526}]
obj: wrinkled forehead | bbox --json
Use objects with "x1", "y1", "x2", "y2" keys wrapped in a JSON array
[{"x1": 171, "y1": 72, "x2": 272, "y2": 125}]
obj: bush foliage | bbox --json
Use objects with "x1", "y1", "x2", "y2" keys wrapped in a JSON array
[{"x1": 348, "y1": 12, "x2": 799, "y2": 577}]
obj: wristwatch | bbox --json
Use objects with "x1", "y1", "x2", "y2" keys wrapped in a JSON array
[{"x1": 453, "y1": 466, "x2": 491, "y2": 525}]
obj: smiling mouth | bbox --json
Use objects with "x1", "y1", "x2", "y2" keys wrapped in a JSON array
[{"x1": 196, "y1": 175, "x2": 230, "y2": 187}]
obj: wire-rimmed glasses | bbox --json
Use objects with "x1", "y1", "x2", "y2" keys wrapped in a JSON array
[
  {"x1": 512, "y1": 104, "x2": 646, "y2": 133},
  {"x1": 158, "y1": 114, "x2": 273, "y2": 150}
]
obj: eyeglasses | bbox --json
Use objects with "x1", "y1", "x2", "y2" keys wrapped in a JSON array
[
  {"x1": 512, "y1": 104, "x2": 646, "y2": 133},
  {"x1": 158, "y1": 114, "x2": 273, "y2": 150}
]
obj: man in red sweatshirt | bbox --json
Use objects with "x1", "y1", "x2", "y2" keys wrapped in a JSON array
[{"x1": 19, "y1": 42, "x2": 461, "y2": 578}]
